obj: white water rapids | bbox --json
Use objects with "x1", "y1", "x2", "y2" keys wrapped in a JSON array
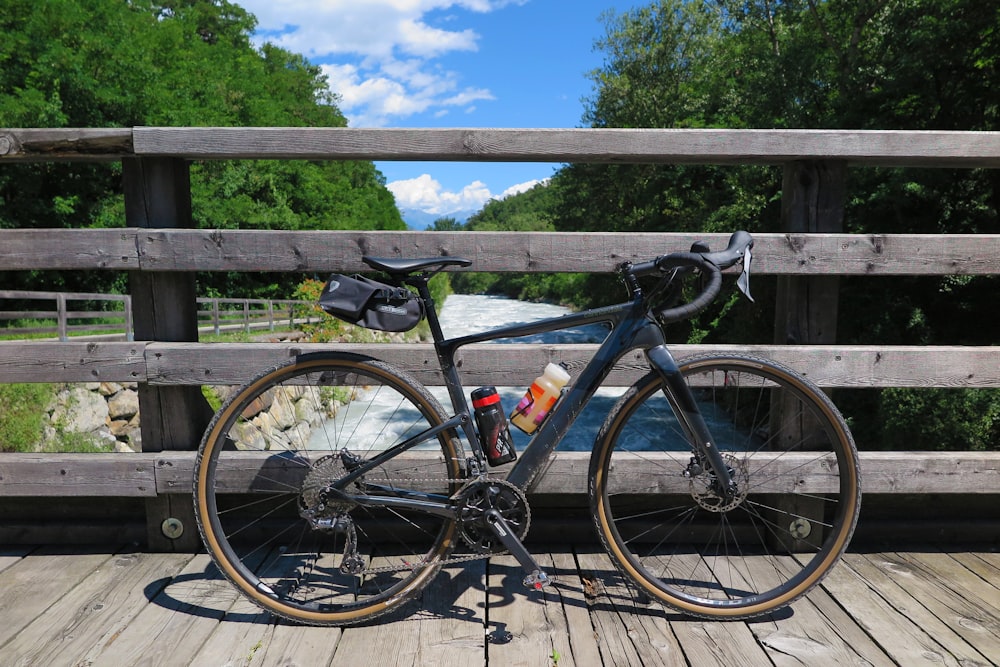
[
  {"x1": 437, "y1": 293, "x2": 624, "y2": 451},
  {"x1": 309, "y1": 293, "x2": 738, "y2": 453}
]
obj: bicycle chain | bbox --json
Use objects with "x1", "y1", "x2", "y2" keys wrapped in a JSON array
[{"x1": 354, "y1": 475, "x2": 516, "y2": 574}]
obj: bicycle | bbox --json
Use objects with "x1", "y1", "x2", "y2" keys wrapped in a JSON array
[{"x1": 193, "y1": 230, "x2": 861, "y2": 625}]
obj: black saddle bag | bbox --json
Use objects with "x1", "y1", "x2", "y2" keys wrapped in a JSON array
[{"x1": 318, "y1": 274, "x2": 423, "y2": 332}]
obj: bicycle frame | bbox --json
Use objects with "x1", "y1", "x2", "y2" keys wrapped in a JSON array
[{"x1": 332, "y1": 275, "x2": 737, "y2": 515}]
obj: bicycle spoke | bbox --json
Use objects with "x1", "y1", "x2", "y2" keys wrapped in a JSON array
[
  {"x1": 592, "y1": 354, "x2": 859, "y2": 619},
  {"x1": 195, "y1": 353, "x2": 461, "y2": 625}
]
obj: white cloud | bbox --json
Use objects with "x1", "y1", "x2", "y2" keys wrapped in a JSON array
[
  {"x1": 387, "y1": 174, "x2": 548, "y2": 216},
  {"x1": 501, "y1": 178, "x2": 548, "y2": 198},
  {"x1": 238, "y1": 0, "x2": 522, "y2": 126},
  {"x1": 387, "y1": 174, "x2": 491, "y2": 215}
]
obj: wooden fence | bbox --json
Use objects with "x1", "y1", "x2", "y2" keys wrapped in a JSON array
[
  {"x1": 0, "y1": 291, "x2": 315, "y2": 341},
  {"x1": 1, "y1": 127, "x2": 999, "y2": 550}
]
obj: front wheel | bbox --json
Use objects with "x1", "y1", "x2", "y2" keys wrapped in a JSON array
[
  {"x1": 589, "y1": 354, "x2": 860, "y2": 619},
  {"x1": 194, "y1": 352, "x2": 463, "y2": 626}
]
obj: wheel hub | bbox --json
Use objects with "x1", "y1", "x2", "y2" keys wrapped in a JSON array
[{"x1": 689, "y1": 453, "x2": 750, "y2": 512}]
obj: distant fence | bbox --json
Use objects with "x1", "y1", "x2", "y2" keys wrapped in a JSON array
[{"x1": 0, "y1": 290, "x2": 315, "y2": 340}]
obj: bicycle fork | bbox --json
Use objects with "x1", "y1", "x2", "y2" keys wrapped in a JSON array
[{"x1": 646, "y1": 345, "x2": 738, "y2": 497}]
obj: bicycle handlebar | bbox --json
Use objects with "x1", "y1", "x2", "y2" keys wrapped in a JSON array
[{"x1": 627, "y1": 230, "x2": 754, "y2": 323}]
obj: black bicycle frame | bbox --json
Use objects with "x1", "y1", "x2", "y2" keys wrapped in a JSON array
[{"x1": 338, "y1": 277, "x2": 737, "y2": 518}]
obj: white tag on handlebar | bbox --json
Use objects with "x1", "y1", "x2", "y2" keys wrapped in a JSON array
[{"x1": 737, "y1": 246, "x2": 754, "y2": 302}]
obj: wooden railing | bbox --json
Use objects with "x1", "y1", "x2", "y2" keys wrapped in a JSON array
[{"x1": 1, "y1": 127, "x2": 999, "y2": 549}]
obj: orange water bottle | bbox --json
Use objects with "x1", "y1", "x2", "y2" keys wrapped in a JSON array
[{"x1": 510, "y1": 363, "x2": 570, "y2": 434}]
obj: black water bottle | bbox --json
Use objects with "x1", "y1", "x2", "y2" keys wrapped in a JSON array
[{"x1": 471, "y1": 386, "x2": 516, "y2": 466}]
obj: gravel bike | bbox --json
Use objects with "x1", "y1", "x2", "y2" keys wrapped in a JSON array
[{"x1": 193, "y1": 230, "x2": 861, "y2": 625}]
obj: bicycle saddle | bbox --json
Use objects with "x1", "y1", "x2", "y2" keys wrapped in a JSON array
[{"x1": 363, "y1": 256, "x2": 472, "y2": 274}]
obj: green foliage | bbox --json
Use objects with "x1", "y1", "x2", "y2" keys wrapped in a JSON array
[
  {"x1": 843, "y1": 387, "x2": 1000, "y2": 451},
  {"x1": 442, "y1": 181, "x2": 596, "y2": 306},
  {"x1": 0, "y1": 383, "x2": 54, "y2": 452},
  {"x1": 0, "y1": 0, "x2": 402, "y2": 298}
]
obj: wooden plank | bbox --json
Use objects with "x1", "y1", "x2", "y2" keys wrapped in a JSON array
[
  {"x1": 486, "y1": 554, "x2": 575, "y2": 667},
  {"x1": 0, "y1": 341, "x2": 145, "y2": 382},
  {"x1": 547, "y1": 551, "x2": 604, "y2": 666},
  {"x1": 91, "y1": 553, "x2": 252, "y2": 665},
  {"x1": 844, "y1": 552, "x2": 998, "y2": 665},
  {"x1": 0, "y1": 127, "x2": 132, "y2": 160},
  {"x1": 247, "y1": 620, "x2": 343, "y2": 667},
  {"x1": 3, "y1": 337, "x2": 1000, "y2": 390},
  {"x1": 0, "y1": 228, "x2": 137, "y2": 270},
  {"x1": 0, "y1": 546, "x2": 31, "y2": 575},
  {"x1": 0, "y1": 547, "x2": 113, "y2": 648},
  {"x1": 154, "y1": 449, "x2": 1000, "y2": 496},
  {"x1": 127, "y1": 229, "x2": 1000, "y2": 275},
  {"x1": 139, "y1": 341, "x2": 1000, "y2": 389},
  {"x1": 402, "y1": 559, "x2": 486, "y2": 666},
  {"x1": 0, "y1": 449, "x2": 992, "y2": 498},
  {"x1": 733, "y1": 556, "x2": 895, "y2": 666},
  {"x1": 575, "y1": 550, "x2": 703, "y2": 666},
  {"x1": 132, "y1": 127, "x2": 1000, "y2": 167},
  {"x1": 0, "y1": 453, "x2": 157, "y2": 496},
  {"x1": 327, "y1": 560, "x2": 485, "y2": 666},
  {"x1": 818, "y1": 553, "x2": 970, "y2": 665},
  {"x1": 5, "y1": 228, "x2": 1000, "y2": 275},
  {"x1": 0, "y1": 551, "x2": 192, "y2": 667}
]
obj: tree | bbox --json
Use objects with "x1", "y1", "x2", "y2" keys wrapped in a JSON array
[
  {"x1": 0, "y1": 0, "x2": 403, "y2": 298},
  {"x1": 550, "y1": 0, "x2": 1000, "y2": 449}
]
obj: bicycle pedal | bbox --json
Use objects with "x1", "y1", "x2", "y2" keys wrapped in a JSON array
[{"x1": 523, "y1": 569, "x2": 552, "y2": 591}]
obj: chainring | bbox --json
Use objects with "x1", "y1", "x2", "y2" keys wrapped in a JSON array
[{"x1": 457, "y1": 479, "x2": 531, "y2": 554}]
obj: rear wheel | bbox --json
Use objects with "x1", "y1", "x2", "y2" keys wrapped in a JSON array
[
  {"x1": 589, "y1": 354, "x2": 860, "y2": 619},
  {"x1": 194, "y1": 352, "x2": 462, "y2": 625}
]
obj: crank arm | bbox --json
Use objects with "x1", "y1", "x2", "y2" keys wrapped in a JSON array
[{"x1": 484, "y1": 509, "x2": 551, "y2": 590}]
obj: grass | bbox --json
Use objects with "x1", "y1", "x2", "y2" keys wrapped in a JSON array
[
  {"x1": 0, "y1": 383, "x2": 112, "y2": 453},
  {"x1": 0, "y1": 383, "x2": 55, "y2": 453}
]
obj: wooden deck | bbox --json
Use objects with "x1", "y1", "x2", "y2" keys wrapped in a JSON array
[{"x1": 1, "y1": 546, "x2": 998, "y2": 666}]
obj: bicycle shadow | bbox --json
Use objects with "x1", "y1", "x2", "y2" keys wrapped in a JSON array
[
  {"x1": 486, "y1": 552, "x2": 794, "y2": 624},
  {"x1": 146, "y1": 548, "x2": 792, "y2": 627},
  {"x1": 144, "y1": 556, "x2": 490, "y2": 627}
]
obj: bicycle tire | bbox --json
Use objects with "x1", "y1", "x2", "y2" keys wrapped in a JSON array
[
  {"x1": 194, "y1": 351, "x2": 462, "y2": 626},
  {"x1": 589, "y1": 354, "x2": 860, "y2": 619}
]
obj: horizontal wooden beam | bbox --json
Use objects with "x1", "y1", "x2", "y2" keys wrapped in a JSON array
[
  {"x1": 2, "y1": 451, "x2": 998, "y2": 496},
  {"x1": 3, "y1": 127, "x2": 999, "y2": 167},
  {"x1": 131, "y1": 128, "x2": 1000, "y2": 167},
  {"x1": 0, "y1": 342, "x2": 146, "y2": 382},
  {"x1": 0, "y1": 128, "x2": 132, "y2": 161},
  {"x1": 0, "y1": 453, "x2": 157, "y2": 496},
  {"x1": 3, "y1": 341, "x2": 1000, "y2": 388},
  {"x1": 4, "y1": 229, "x2": 1000, "y2": 275}
]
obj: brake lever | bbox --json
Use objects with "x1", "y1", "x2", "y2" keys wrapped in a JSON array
[{"x1": 736, "y1": 244, "x2": 754, "y2": 302}]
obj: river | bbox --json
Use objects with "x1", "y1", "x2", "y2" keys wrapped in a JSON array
[{"x1": 438, "y1": 293, "x2": 622, "y2": 451}]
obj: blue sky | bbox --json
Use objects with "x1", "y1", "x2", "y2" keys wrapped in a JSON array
[{"x1": 234, "y1": 0, "x2": 639, "y2": 227}]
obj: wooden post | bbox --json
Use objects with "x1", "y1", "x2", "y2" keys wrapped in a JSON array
[
  {"x1": 771, "y1": 160, "x2": 848, "y2": 550},
  {"x1": 775, "y1": 161, "x2": 846, "y2": 345},
  {"x1": 56, "y1": 293, "x2": 68, "y2": 341},
  {"x1": 124, "y1": 156, "x2": 212, "y2": 552}
]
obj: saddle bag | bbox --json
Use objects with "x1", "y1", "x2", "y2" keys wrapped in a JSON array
[{"x1": 318, "y1": 274, "x2": 423, "y2": 332}]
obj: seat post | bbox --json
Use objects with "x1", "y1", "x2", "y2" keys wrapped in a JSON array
[{"x1": 405, "y1": 273, "x2": 448, "y2": 344}]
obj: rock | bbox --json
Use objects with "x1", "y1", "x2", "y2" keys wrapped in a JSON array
[
  {"x1": 99, "y1": 382, "x2": 123, "y2": 396},
  {"x1": 109, "y1": 419, "x2": 132, "y2": 437},
  {"x1": 107, "y1": 388, "x2": 140, "y2": 420},
  {"x1": 51, "y1": 386, "x2": 109, "y2": 434}
]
